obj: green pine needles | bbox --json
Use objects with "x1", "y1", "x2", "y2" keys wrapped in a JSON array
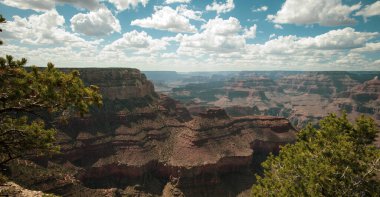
[
  {"x1": 0, "y1": 14, "x2": 102, "y2": 165},
  {"x1": 252, "y1": 113, "x2": 380, "y2": 196}
]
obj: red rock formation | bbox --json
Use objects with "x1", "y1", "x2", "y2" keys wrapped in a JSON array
[
  {"x1": 59, "y1": 109, "x2": 295, "y2": 196},
  {"x1": 54, "y1": 68, "x2": 297, "y2": 196},
  {"x1": 75, "y1": 68, "x2": 156, "y2": 99},
  {"x1": 353, "y1": 76, "x2": 380, "y2": 92}
]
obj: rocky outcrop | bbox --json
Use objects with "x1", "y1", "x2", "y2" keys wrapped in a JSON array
[
  {"x1": 348, "y1": 77, "x2": 380, "y2": 118},
  {"x1": 70, "y1": 68, "x2": 156, "y2": 100},
  {"x1": 59, "y1": 102, "x2": 295, "y2": 196},
  {"x1": 69, "y1": 114, "x2": 294, "y2": 173},
  {"x1": 0, "y1": 182, "x2": 47, "y2": 197}
]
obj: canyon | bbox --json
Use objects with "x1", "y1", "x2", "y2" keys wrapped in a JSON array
[
  {"x1": 5, "y1": 68, "x2": 297, "y2": 197},
  {"x1": 163, "y1": 71, "x2": 380, "y2": 134}
]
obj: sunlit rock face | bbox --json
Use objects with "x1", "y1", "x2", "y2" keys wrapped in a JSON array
[
  {"x1": 48, "y1": 68, "x2": 295, "y2": 196},
  {"x1": 75, "y1": 68, "x2": 156, "y2": 100}
]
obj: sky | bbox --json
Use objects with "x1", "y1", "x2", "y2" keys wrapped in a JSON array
[{"x1": 0, "y1": 0, "x2": 380, "y2": 71}]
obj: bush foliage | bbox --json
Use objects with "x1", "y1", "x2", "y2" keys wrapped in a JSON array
[{"x1": 252, "y1": 113, "x2": 380, "y2": 196}]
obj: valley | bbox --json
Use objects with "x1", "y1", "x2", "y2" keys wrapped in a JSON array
[{"x1": 149, "y1": 71, "x2": 380, "y2": 136}]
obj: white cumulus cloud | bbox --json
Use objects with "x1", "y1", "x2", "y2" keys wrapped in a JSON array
[
  {"x1": 165, "y1": 0, "x2": 191, "y2": 4},
  {"x1": 131, "y1": 6, "x2": 198, "y2": 33},
  {"x1": 351, "y1": 42, "x2": 380, "y2": 53},
  {"x1": 243, "y1": 27, "x2": 378, "y2": 63},
  {"x1": 267, "y1": 0, "x2": 361, "y2": 26},
  {"x1": 1, "y1": 0, "x2": 55, "y2": 12},
  {"x1": 0, "y1": 0, "x2": 101, "y2": 11},
  {"x1": 256, "y1": 27, "x2": 378, "y2": 55},
  {"x1": 56, "y1": 0, "x2": 101, "y2": 10},
  {"x1": 107, "y1": 0, "x2": 148, "y2": 11},
  {"x1": 355, "y1": 1, "x2": 380, "y2": 21},
  {"x1": 274, "y1": 24, "x2": 283, "y2": 29},
  {"x1": 206, "y1": 0, "x2": 235, "y2": 14},
  {"x1": 2, "y1": 10, "x2": 98, "y2": 49},
  {"x1": 71, "y1": 7, "x2": 121, "y2": 36},
  {"x1": 177, "y1": 5, "x2": 205, "y2": 22},
  {"x1": 103, "y1": 30, "x2": 168, "y2": 54},
  {"x1": 252, "y1": 6, "x2": 268, "y2": 12},
  {"x1": 177, "y1": 17, "x2": 247, "y2": 55},
  {"x1": 243, "y1": 25, "x2": 257, "y2": 39},
  {"x1": 298, "y1": 27, "x2": 378, "y2": 50}
]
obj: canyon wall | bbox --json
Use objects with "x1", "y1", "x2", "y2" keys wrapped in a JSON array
[{"x1": 8, "y1": 68, "x2": 297, "y2": 197}]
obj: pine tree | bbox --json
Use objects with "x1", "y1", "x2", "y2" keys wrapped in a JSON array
[
  {"x1": 0, "y1": 15, "x2": 102, "y2": 165},
  {"x1": 252, "y1": 113, "x2": 380, "y2": 196}
]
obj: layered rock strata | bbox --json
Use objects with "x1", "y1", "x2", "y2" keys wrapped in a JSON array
[{"x1": 7, "y1": 68, "x2": 296, "y2": 197}]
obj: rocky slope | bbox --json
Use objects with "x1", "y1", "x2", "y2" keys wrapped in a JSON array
[
  {"x1": 6, "y1": 68, "x2": 297, "y2": 197},
  {"x1": 0, "y1": 182, "x2": 55, "y2": 197}
]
